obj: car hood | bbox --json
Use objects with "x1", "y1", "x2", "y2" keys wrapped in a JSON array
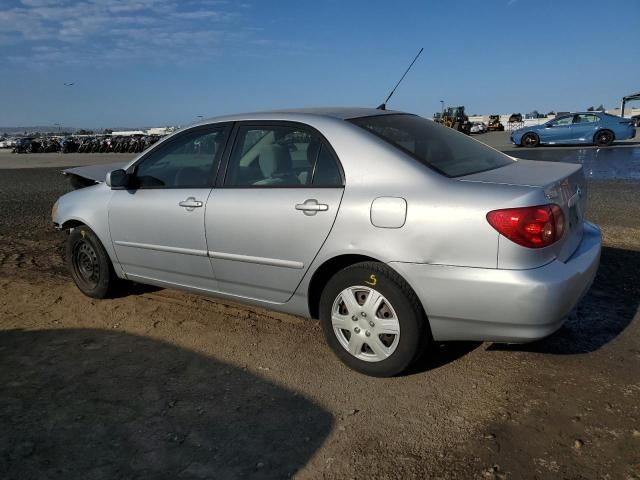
[{"x1": 62, "y1": 162, "x2": 127, "y2": 183}]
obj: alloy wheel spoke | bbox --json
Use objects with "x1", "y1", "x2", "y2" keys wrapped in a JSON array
[
  {"x1": 377, "y1": 318, "x2": 400, "y2": 335},
  {"x1": 340, "y1": 289, "x2": 361, "y2": 316},
  {"x1": 348, "y1": 333, "x2": 365, "y2": 356},
  {"x1": 331, "y1": 313, "x2": 351, "y2": 331},
  {"x1": 366, "y1": 336, "x2": 390, "y2": 360},
  {"x1": 362, "y1": 289, "x2": 383, "y2": 317}
]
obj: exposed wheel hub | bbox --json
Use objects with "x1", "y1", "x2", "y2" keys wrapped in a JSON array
[{"x1": 72, "y1": 241, "x2": 100, "y2": 289}]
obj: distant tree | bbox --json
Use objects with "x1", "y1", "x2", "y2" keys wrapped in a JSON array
[
  {"x1": 546, "y1": 111, "x2": 555, "y2": 116},
  {"x1": 587, "y1": 106, "x2": 595, "y2": 111},
  {"x1": 76, "y1": 129, "x2": 94, "y2": 135},
  {"x1": 596, "y1": 104, "x2": 605, "y2": 112},
  {"x1": 103, "y1": 128, "x2": 113, "y2": 134}
]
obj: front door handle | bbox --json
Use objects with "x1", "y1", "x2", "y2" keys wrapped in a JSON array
[
  {"x1": 295, "y1": 199, "x2": 329, "y2": 216},
  {"x1": 179, "y1": 197, "x2": 203, "y2": 211}
]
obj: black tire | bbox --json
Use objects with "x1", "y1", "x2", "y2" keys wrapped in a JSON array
[
  {"x1": 594, "y1": 130, "x2": 614, "y2": 147},
  {"x1": 66, "y1": 226, "x2": 117, "y2": 298},
  {"x1": 319, "y1": 262, "x2": 429, "y2": 377},
  {"x1": 521, "y1": 132, "x2": 540, "y2": 148}
]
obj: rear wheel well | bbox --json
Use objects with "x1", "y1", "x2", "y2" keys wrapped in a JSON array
[
  {"x1": 307, "y1": 254, "x2": 385, "y2": 319},
  {"x1": 594, "y1": 128, "x2": 615, "y2": 140}
]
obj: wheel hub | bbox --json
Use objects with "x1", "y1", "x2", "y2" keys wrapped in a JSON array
[
  {"x1": 331, "y1": 286, "x2": 400, "y2": 362},
  {"x1": 72, "y1": 241, "x2": 100, "y2": 289}
]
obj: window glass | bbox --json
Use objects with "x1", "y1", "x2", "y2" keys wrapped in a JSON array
[
  {"x1": 573, "y1": 114, "x2": 599, "y2": 124},
  {"x1": 312, "y1": 146, "x2": 342, "y2": 186},
  {"x1": 349, "y1": 114, "x2": 513, "y2": 178},
  {"x1": 225, "y1": 126, "x2": 322, "y2": 186},
  {"x1": 135, "y1": 128, "x2": 225, "y2": 188},
  {"x1": 551, "y1": 116, "x2": 573, "y2": 126}
]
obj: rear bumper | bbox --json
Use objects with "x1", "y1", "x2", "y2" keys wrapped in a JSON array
[{"x1": 389, "y1": 222, "x2": 602, "y2": 343}]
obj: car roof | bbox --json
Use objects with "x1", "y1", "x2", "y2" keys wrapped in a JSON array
[{"x1": 196, "y1": 107, "x2": 405, "y2": 125}]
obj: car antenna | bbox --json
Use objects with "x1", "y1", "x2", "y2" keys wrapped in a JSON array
[{"x1": 376, "y1": 47, "x2": 424, "y2": 110}]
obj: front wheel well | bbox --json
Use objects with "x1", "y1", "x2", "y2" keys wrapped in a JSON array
[
  {"x1": 61, "y1": 220, "x2": 86, "y2": 230},
  {"x1": 307, "y1": 254, "x2": 386, "y2": 319}
]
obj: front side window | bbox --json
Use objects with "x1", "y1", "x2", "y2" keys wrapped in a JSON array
[
  {"x1": 135, "y1": 127, "x2": 226, "y2": 188},
  {"x1": 349, "y1": 114, "x2": 513, "y2": 178},
  {"x1": 224, "y1": 125, "x2": 342, "y2": 187}
]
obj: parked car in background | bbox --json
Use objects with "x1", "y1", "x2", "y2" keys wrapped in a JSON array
[
  {"x1": 511, "y1": 112, "x2": 636, "y2": 147},
  {"x1": 52, "y1": 108, "x2": 601, "y2": 377},
  {"x1": 0, "y1": 137, "x2": 17, "y2": 148},
  {"x1": 631, "y1": 114, "x2": 640, "y2": 128},
  {"x1": 470, "y1": 122, "x2": 487, "y2": 134}
]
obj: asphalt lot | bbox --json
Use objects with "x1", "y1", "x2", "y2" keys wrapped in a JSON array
[{"x1": 0, "y1": 138, "x2": 639, "y2": 479}]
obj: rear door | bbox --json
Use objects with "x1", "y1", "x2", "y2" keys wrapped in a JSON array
[
  {"x1": 109, "y1": 125, "x2": 230, "y2": 290},
  {"x1": 204, "y1": 122, "x2": 344, "y2": 303},
  {"x1": 571, "y1": 113, "x2": 600, "y2": 143}
]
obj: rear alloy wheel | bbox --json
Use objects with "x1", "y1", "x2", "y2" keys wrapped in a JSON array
[
  {"x1": 521, "y1": 132, "x2": 540, "y2": 148},
  {"x1": 66, "y1": 226, "x2": 118, "y2": 298},
  {"x1": 594, "y1": 130, "x2": 614, "y2": 147},
  {"x1": 319, "y1": 262, "x2": 428, "y2": 377}
]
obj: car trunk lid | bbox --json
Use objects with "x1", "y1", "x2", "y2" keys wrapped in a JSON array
[{"x1": 458, "y1": 159, "x2": 587, "y2": 263}]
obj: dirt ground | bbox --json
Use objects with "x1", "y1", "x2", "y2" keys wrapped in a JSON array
[{"x1": 1, "y1": 162, "x2": 639, "y2": 479}]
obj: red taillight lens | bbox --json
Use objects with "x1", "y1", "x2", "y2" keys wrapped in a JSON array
[{"x1": 486, "y1": 204, "x2": 565, "y2": 248}]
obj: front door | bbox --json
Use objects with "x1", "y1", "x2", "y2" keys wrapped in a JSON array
[
  {"x1": 542, "y1": 115, "x2": 573, "y2": 143},
  {"x1": 109, "y1": 125, "x2": 229, "y2": 290},
  {"x1": 205, "y1": 122, "x2": 344, "y2": 303}
]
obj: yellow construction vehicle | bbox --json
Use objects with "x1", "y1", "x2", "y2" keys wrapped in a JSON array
[{"x1": 434, "y1": 106, "x2": 471, "y2": 134}]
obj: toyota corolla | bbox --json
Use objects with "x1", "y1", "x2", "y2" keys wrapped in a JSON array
[{"x1": 52, "y1": 108, "x2": 601, "y2": 376}]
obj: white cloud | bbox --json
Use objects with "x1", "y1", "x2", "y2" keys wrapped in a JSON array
[{"x1": 0, "y1": 0, "x2": 268, "y2": 67}]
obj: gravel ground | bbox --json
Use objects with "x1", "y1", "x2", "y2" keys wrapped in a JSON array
[{"x1": 0, "y1": 162, "x2": 639, "y2": 479}]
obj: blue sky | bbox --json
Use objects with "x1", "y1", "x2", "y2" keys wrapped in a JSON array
[{"x1": 0, "y1": 0, "x2": 638, "y2": 128}]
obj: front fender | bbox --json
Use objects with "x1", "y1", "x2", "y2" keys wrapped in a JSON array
[{"x1": 53, "y1": 184, "x2": 125, "y2": 278}]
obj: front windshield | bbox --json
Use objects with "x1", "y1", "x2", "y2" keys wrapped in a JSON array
[{"x1": 349, "y1": 114, "x2": 514, "y2": 177}]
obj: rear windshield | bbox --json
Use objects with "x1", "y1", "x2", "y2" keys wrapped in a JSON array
[{"x1": 349, "y1": 114, "x2": 514, "y2": 177}]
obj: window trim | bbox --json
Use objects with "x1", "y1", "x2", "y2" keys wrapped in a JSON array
[
  {"x1": 216, "y1": 120, "x2": 345, "y2": 189},
  {"x1": 124, "y1": 123, "x2": 232, "y2": 190}
]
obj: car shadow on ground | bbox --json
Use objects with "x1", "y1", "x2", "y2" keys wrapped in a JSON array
[
  {"x1": 407, "y1": 341, "x2": 482, "y2": 375},
  {"x1": 488, "y1": 246, "x2": 640, "y2": 355},
  {"x1": 0, "y1": 328, "x2": 333, "y2": 480}
]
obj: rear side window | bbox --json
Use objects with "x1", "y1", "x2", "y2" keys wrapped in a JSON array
[
  {"x1": 350, "y1": 114, "x2": 514, "y2": 177},
  {"x1": 224, "y1": 124, "x2": 343, "y2": 187}
]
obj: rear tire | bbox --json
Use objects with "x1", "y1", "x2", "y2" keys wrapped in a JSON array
[
  {"x1": 319, "y1": 262, "x2": 429, "y2": 377},
  {"x1": 66, "y1": 226, "x2": 117, "y2": 299},
  {"x1": 521, "y1": 132, "x2": 540, "y2": 148},
  {"x1": 594, "y1": 130, "x2": 614, "y2": 147}
]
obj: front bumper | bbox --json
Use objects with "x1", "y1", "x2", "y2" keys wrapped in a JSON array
[{"x1": 389, "y1": 222, "x2": 602, "y2": 343}]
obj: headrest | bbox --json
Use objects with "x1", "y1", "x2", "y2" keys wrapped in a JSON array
[{"x1": 259, "y1": 144, "x2": 291, "y2": 178}]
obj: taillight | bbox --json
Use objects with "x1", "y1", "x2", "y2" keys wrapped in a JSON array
[{"x1": 486, "y1": 204, "x2": 565, "y2": 248}]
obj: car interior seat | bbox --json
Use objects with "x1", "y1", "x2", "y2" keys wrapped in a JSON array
[{"x1": 254, "y1": 144, "x2": 298, "y2": 185}]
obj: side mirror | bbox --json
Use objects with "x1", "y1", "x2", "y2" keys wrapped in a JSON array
[{"x1": 106, "y1": 169, "x2": 130, "y2": 189}]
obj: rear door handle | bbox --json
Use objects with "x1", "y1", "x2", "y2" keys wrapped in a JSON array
[
  {"x1": 179, "y1": 197, "x2": 203, "y2": 211},
  {"x1": 295, "y1": 199, "x2": 328, "y2": 216}
]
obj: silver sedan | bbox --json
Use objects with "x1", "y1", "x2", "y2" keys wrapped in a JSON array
[{"x1": 52, "y1": 108, "x2": 601, "y2": 376}]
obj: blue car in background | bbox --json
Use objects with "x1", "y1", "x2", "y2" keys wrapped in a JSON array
[{"x1": 511, "y1": 112, "x2": 636, "y2": 147}]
